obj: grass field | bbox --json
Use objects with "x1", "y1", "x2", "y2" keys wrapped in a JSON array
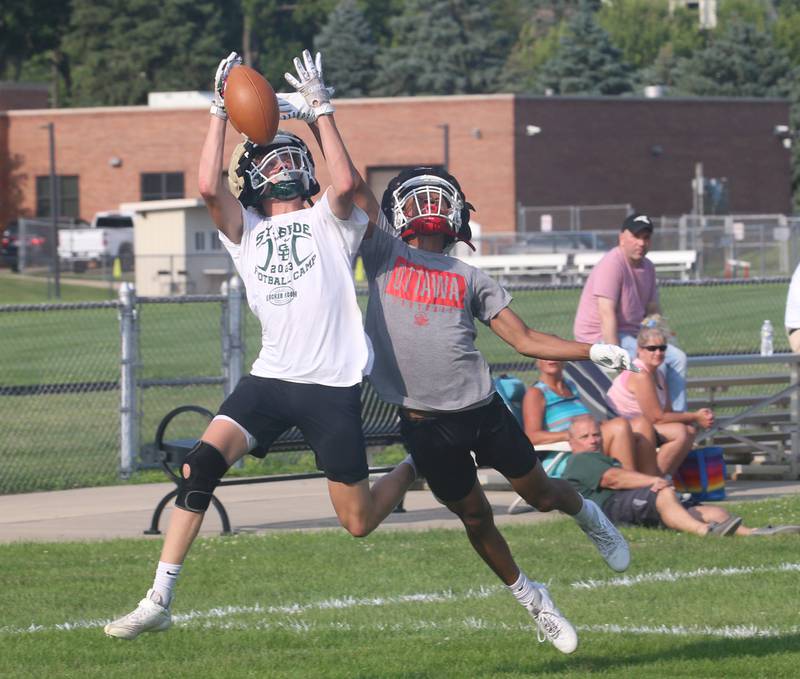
[{"x1": 1, "y1": 495, "x2": 799, "y2": 678}]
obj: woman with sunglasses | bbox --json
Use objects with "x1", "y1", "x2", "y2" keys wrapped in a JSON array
[{"x1": 606, "y1": 318, "x2": 714, "y2": 475}]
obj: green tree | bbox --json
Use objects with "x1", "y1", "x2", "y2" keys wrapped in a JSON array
[
  {"x1": 372, "y1": 0, "x2": 511, "y2": 96},
  {"x1": 62, "y1": 0, "x2": 234, "y2": 106},
  {"x1": 597, "y1": 0, "x2": 672, "y2": 71},
  {"x1": 314, "y1": 0, "x2": 377, "y2": 97},
  {"x1": 773, "y1": 7, "x2": 800, "y2": 67},
  {"x1": 670, "y1": 21, "x2": 792, "y2": 97},
  {"x1": 534, "y1": 1, "x2": 634, "y2": 95},
  {"x1": 501, "y1": 20, "x2": 565, "y2": 93}
]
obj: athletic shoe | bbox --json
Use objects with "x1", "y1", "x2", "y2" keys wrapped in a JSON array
[
  {"x1": 749, "y1": 524, "x2": 800, "y2": 536},
  {"x1": 524, "y1": 585, "x2": 578, "y2": 654},
  {"x1": 104, "y1": 589, "x2": 172, "y2": 640},
  {"x1": 578, "y1": 499, "x2": 630, "y2": 572},
  {"x1": 707, "y1": 515, "x2": 742, "y2": 536}
]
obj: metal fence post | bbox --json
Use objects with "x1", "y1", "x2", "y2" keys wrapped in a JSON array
[
  {"x1": 790, "y1": 359, "x2": 799, "y2": 479},
  {"x1": 119, "y1": 282, "x2": 139, "y2": 479},
  {"x1": 225, "y1": 275, "x2": 244, "y2": 396}
]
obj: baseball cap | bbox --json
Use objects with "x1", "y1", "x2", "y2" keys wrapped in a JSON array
[{"x1": 621, "y1": 213, "x2": 654, "y2": 234}]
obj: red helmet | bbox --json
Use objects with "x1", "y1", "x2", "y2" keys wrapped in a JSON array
[{"x1": 381, "y1": 167, "x2": 474, "y2": 250}]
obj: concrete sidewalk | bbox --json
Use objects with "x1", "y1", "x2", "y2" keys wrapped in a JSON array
[{"x1": 2, "y1": 473, "x2": 799, "y2": 544}]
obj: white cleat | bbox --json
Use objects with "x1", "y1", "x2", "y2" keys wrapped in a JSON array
[
  {"x1": 579, "y1": 499, "x2": 630, "y2": 572},
  {"x1": 524, "y1": 585, "x2": 578, "y2": 654},
  {"x1": 104, "y1": 589, "x2": 172, "y2": 640}
]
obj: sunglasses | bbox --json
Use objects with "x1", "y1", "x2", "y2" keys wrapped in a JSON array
[{"x1": 641, "y1": 344, "x2": 668, "y2": 352}]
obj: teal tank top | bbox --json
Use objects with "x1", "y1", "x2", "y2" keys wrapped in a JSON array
[{"x1": 534, "y1": 378, "x2": 590, "y2": 432}]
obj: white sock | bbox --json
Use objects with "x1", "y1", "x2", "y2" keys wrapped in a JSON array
[
  {"x1": 507, "y1": 570, "x2": 541, "y2": 610},
  {"x1": 151, "y1": 561, "x2": 182, "y2": 607},
  {"x1": 401, "y1": 454, "x2": 418, "y2": 480},
  {"x1": 573, "y1": 497, "x2": 595, "y2": 526}
]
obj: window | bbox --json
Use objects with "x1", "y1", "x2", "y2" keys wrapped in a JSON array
[
  {"x1": 141, "y1": 172, "x2": 184, "y2": 200},
  {"x1": 35, "y1": 175, "x2": 79, "y2": 218},
  {"x1": 210, "y1": 231, "x2": 222, "y2": 250},
  {"x1": 194, "y1": 231, "x2": 206, "y2": 251}
]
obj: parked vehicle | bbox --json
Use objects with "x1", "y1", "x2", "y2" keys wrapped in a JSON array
[
  {"x1": 58, "y1": 211, "x2": 135, "y2": 272},
  {"x1": 1, "y1": 220, "x2": 53, "y2": 272}
]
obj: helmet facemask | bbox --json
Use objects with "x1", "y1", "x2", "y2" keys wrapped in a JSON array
[
  {"x1": 392, "y1": 175, "x2": 463, "y2": 244},
  {"x1": 247, "y1": 143, "x2": 314, "y2": 201}
]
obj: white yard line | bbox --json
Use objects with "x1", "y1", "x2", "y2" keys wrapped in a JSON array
[
  {"x1": 3, "y1": 562, "x2": 799, "y2": 637},
  {"x1": 570, "y1": 562, "x2": 800, "y2": 591}
]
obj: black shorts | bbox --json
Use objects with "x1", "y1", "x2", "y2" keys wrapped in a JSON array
[
  {"x1": 602, "y1": 487, "x2": 697, "y2": 528},
  {"x1": 217, "y1": 375, "x2": 368, "y2": 484},
  {"x1": 399, "y1": 393, "x2": 538, "y2": 503}
]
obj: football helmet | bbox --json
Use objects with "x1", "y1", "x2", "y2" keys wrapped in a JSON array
[
  {"x1": 228, "y1": 130, "x2": 320, "y2": 207},
  {"x1": 381, "y1": 167, "x2": 474, "y2": 250}
]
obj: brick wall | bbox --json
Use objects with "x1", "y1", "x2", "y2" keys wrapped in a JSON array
[{"x1": 0, "y1": 94, "x2": 792, "y2": 233}]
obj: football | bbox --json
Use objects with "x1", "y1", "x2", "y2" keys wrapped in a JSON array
[{"x1": 225, "y1": 65, "x2": 280, "y2": 145}]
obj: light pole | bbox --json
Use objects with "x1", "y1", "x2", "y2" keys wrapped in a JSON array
[
  {"x1": 436, "y1": 123, "x2": 449, "y2": 172},
  {"x1": 43, "y1": 122, "x2": 61, "y2": 299}
]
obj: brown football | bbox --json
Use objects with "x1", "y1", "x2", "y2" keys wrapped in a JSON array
[{"x1": 225, "y1": 65, "x2": 280, "y2": 145}]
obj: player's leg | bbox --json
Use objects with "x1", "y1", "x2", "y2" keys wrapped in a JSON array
[
  {"x1": 664, "y1": 343, "x2": 688, "y2": 411},
  {"x1": 104, "y1": 418, "x2": 251, "y2": 640},
  {"x1": 293, "y1": 382, "x2": 415, "y2": 537},
  {"x1": 477, "y1": 396, "x2": 629, "y2": 572},
  {"x1": 406, "y1": 407, "x2": 578, "y2": 654},
  {"x1": 653, "y1": 422, "x2": 694, "y2": 475}
]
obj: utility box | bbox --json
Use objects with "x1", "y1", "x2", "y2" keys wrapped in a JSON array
[{"x1": 120, "y1": 198, "x2": 233, "y2": 296}]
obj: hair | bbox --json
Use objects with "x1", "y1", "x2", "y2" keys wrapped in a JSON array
[
  {"x1": 568, "y1": 414, "x2": 598, "y2": 435},
  {"x1": 637, "y1": 314, "x2": 670, "y2": 347}
]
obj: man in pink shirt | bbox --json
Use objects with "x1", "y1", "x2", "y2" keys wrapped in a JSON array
[{"x1": 573, "y1": 214, "x2": 687, "y2": 410}]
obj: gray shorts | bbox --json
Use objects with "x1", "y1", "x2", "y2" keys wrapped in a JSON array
[{"x1": 602, "y1": 487, "x2": 697, "y2": 527}]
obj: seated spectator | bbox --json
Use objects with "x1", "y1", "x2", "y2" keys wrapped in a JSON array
[
  {"x1": 522, "y1": 359, "x2": 659, "y2": 475},
  {"x1": 572, "y1": 213, "x2": 688, "y2": 411},
  {"x1": 561, "y1": 416, "x2": 797, "y2": 537},
  {"x1": 606, "y1": 317, "x2": 713, "y2": 476}
]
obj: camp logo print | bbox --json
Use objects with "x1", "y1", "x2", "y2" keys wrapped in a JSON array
[
  {"x1": 254, "y1": 221, "x2": 317, "y2": 294},
  {"x1": 266, "y1": 286, "x2": 297, "y2": 306}
]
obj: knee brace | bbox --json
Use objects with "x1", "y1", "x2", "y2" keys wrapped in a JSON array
[{"x1": 175, "y1": 441, "x2": 229, "y2": 513}]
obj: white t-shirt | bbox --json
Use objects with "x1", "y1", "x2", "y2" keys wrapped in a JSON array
[
  {"x1": 786, "y1": 263, "x2": 800, "y2": 330},
  {"x1": 219, "y1": 190, "x2": 370, "y2": 386}
]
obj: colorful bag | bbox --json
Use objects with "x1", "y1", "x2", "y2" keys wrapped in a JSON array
[{"x1": 673, "y1": 446, "x2": 726, "y2": 501}]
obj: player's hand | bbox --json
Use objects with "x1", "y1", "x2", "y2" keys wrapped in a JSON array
[
  {"x1": 589, "y1": 343, "x2": 635, "y2": 372},
  {"x1": 277, "y1": 88, "x2": 335, "y2": 123},
  {"x1": 284, "y1": 50, "x2": 335, "y2": 118},
  {"x1": 211, "y1": 51, "x2": 242, "y2": 120}
]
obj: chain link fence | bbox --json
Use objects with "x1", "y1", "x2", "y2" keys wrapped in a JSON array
[{"x1": 0, "y1": 277, "x2": 794, "y2": 494}]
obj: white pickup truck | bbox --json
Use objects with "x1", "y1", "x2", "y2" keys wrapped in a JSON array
[{"x1": 58, "y1": 211, "x2": 135, "y2": 271}]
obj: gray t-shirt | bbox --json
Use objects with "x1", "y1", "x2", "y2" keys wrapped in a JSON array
[{"x1": 360, "y1": 220, "x2": 511, "y2": 411}]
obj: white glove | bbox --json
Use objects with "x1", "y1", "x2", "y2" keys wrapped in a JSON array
[
  {"x1": 277, "y1": 88, "x2": 335, "y2": 123},
  {"x1": 589, "y1": 343, "x2": 637, "y2": 372},
  {"x1": 211, "y1": 51, "x2": 242, "y2": 120},
  {"x1": 284, "y1": 50, "x2": 335, "y2": 117}
]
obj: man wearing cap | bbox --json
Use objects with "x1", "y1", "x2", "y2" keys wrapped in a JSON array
[{"x1": 573, "y1": 214, "x2": 688, "y2": 411}]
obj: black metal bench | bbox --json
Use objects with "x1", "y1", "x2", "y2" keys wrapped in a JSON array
[{"x1": 144, "y1": 383, "x2": 406, "y2": 535}]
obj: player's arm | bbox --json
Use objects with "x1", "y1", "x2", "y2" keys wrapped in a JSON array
[
  {"x1": 283, "y1": 50, "x2": 356, "y2": 220},
  {"x1": 490, "y1": 306, "x2": 633, "y2": 370},
  {"x1": 198, "y1": 116, "x2": 243, "y2": 242},
  {"x1": 597, "y1": 296, "x2": 619, "y2": 345},
  {"x1": 198, "y1": 52, "x2": 243, "y2": 243},
  {"x1": 521, "y1": 387, "x2": 569, "y2": 445},
  {"x1": 304, "y1": 118, "x2": 381, "y2": 234}
]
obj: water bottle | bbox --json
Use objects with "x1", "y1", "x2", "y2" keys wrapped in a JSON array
[{"x1": 760, "y1": 320, "x2": 774, "y2": 356}]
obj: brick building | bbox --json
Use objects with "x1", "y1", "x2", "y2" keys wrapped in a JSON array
[{"x1": 0, "y1": 94, "x2": 792, "y2": 233}]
